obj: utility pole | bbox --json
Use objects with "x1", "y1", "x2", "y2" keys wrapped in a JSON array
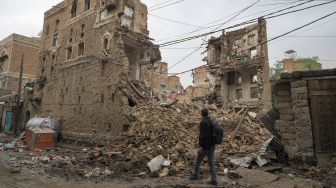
[{"x1": 14, "y1": 54, "x2": 24, "y2": 135}]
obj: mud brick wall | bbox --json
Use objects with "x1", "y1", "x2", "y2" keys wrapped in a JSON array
[{"x1": 275, "y1": 80, "x2": 314, "y2": 161}]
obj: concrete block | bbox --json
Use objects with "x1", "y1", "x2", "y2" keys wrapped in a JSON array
[
  {"x1": 280, "y1": 114, "x2": 294, "y2": 121},
  {"x1": 278, "y1": 108, "x2": 293, "y2": 115},
  {"x1": 292, "y1": 100, "x2": 308, "y2": 107},
  {"x1": 291, "y1": 87, "x2": 308, "y2": 94},
  {"x1": 292, "y1": 94, "x2": 308, "y2": 100},
  {"x1": 282, "y1": 132, "x2": 296, "y2": 140},
  {"x1": 275, "y1": 102, "x2": 292, "y2": 109},
  {"x1": 290, "y1": 80, "x2": 307, "y2": 88},
  {"x1": 277, "y1": 96, "x2": 292, "y2": 102},
  {"x1": 277, "y1": 90, "x2": 291, "y2": 96}
]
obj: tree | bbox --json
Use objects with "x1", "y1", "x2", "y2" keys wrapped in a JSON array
[
  {"x1": 270, "y1": 61, "x2": 283, "y2": 81},
  {"x1": 298, "y1": 57, "x2": 322, "y2": 71}
]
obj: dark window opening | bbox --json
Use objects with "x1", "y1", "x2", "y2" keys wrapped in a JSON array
[
  {"x1": 50, "y1": 66, "x2": 54, "y2": 76},
  {"x1": 78, "y1": 96, "x2": 81, "y2": 103},
  {"x1": 52, "y1": 34, "x2": 59, "y2": 47},
  {"x1": 78, "y1": 42, "x2": 84, "y2": 56},
  {"x1": 67, "y1": 47, "x2": 72, "y2": 60},
  {"x1": 236, "y1": 89, "x2": 243, "y2": 100},
  {"x1": 103, "y1": 38, "x2": 109, "y2": 49},
  {"x1": 71, "y1": 0, "x2": 78, "y2": 18},
  {"x1": 81, "y1": 24, "x2": 85, "y2": 32},
  {"x1": 55, "y1": 19, "x2": 60, "y2": 32},
  {"x1": 80, "y1": 32, "x2": 84, "y2": 39},
  {"x1": 228, "y1": 71, "x2": 236, "y2": 85},
  {"x1": 128, "y1": 98, "x2": 136, "y2": 107},
  {"x1": 45, "y1": 25, "x2": 50, "y2": 35},
  {"x1": 251, "y1": 87, "x2": 258, "y2": 98},
  {"x1": 101, "y1": 94, "x2": 104, "y2": 103},
  {"x1": 84, "y1": 0, "x2": 90, "y2": 11},
  {"x1": 51, "y1": 55, "x2": 56, "y2": 64},
  {"x1": 69, "y1": 38, "x2": 73, "y2": 44}
]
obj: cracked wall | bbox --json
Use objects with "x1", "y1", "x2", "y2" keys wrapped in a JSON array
[{"x1": 206, "y1": 18, "x2": 271, "y2": 109}]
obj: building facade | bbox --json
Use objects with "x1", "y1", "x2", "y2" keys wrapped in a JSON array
[
  {"x1": 30, "y1": 0, "x2": 160, "y2": 136},
  {"x1": 206, "y1": 18, "x2": 271, "y2": 109},
  {"x1": 0, "y1": 34, "x2": 40, "y2": 99}
]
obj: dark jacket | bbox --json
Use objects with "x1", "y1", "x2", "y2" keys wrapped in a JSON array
[{"x1": 198, "y1": 117, "x2": 213, "y2": 150}]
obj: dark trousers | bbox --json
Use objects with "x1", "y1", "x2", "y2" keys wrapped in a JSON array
[{"x1": 193, "y1": 145, "x2": 217, "y2": 182}]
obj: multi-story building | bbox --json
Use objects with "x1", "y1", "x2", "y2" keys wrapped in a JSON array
[
  {"x1": 206, "y1": 18, "x2": 271, "y2": 109},
  {"x1": 31, "y1": 0, "x2": 161, "y2": 136},
  {"x1": 0, "y1": 34, "x2": 40, "y2": 99},
  {"x1": 0, "y1": 34, "x2": 40, "y2": 133},
  {"x1": 167, "y1": 75, "x2": 183, "y2": 96}
]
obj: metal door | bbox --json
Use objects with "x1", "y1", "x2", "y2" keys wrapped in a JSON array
[
  {"x1": 4, "y1": 111, "x2": 12, "y2": 133},
  {"x1": 308, "y1": 79, "x2": 336, "y2": 155}
]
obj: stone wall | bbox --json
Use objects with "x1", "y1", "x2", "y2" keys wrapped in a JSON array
[{"x1": 275, "y1": 79, "x2": 315, "y2": 162}]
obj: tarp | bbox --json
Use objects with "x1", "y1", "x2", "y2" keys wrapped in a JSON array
[{"x1": 26, "y1": 117, "x2": 60, "y2": 134}]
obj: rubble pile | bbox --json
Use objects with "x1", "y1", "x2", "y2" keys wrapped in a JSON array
[{"x1": 39, "y1": 103, "x2": 272, "y2": 180}]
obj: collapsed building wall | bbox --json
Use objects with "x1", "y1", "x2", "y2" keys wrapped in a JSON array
[
  {"x1": 206, "y1": 18, "x2": 271, "y2": 109},
  {"x1": 29, "y1": 0, "x2": 160, "y2": 136}
]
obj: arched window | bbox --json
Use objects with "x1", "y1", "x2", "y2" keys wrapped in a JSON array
[
  {"x1": 84, "y1": 0, "x2": 91, "y2": 11},
  {"x1": 103, "y1": 38, "x2": 109, "y2": 49},
  {"x1": 55, "y1": 19, "x2": 60, "y2": 32},
  {"x1": 45, "y1": 25, "x2": 50, "y2": 35},
  {"x1": 71, "y1": 0, "x2": 78, "y2": 18}
]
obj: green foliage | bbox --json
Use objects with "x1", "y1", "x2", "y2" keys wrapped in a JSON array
[
  {"x1": 298, "y1": 57, "x2": 322, "y2": 71},
  {"x1": 270, "y1": 61, "x2": 283, "y2": 81}
]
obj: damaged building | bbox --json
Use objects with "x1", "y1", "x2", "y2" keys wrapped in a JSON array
[
  {"x1": 206, "y1": 18, "x2": 271, "y2": 109},
  {"x1": 31, "y1": 0, "x2": 161, "y2": 137}
]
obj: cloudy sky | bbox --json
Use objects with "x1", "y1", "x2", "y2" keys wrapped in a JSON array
[{"x1": 1, "y1": 0, "x2": 335, "y2": 86}]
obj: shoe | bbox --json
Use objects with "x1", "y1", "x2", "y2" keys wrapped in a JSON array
[
  {"x1": 208, "y1": 180, "x2": 218, "y2": 186},
  {"x1": 188, "y1": 174, "x2": 199, "y2": 180}
]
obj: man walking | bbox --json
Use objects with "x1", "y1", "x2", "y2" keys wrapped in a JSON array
[{"x1": 188, "y1": 108, "x2": 217, "y2": 185}]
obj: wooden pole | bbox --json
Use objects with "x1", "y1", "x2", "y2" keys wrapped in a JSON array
[
  {"x1": 14, "y1": 54, "x2": 24, "y2": 135},
  {"x1": 233, "y1": 108, "x2": 249, "y2": 138}
]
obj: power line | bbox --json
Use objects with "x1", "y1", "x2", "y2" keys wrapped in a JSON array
[
  {"x1": 158, "y1": 0, "x2": 335, "y2": 47},
  {"x1": 166, "y1": 0, "x2": 262, "y2": 71},
  {"x1": 166, "y1": 10, "x2": 336, "y2": 78},
  {"x1": 149, "y1": 14, "x2": 205, "y2": 28}
]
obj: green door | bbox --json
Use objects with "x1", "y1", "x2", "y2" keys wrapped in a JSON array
[{"x1": 4, "y1": 111, "x2": 12, "y2": 133}]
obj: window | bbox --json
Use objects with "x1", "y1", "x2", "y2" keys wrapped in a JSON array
[
  {"x1": 228, "y1": 71, "x2": 236, "y2": 85},
  {"x1": 248, "y1": 34, "x2": 255, "y2": 45},
  {"x1": 250, "y1": 48, "x2": 257, "y2": 59},
  {"x1": 78, "y1": 42, "x2": 84, "y2": 56},
  {"x1": 250, "y1": 74, "x2": 258, "y2": 84},
  {"x1": 55, "y1": 19, "x2": 60, "y2": 32},
  {"x1": 103, "y1": 38, "x2": 109, "y2": 49},
  {"x1": 81, "y1": 24, "x2": 85, "y2": 32},
  {"x1": 80, "y1": 32, "x2": 84, "y2": 39},
  {"x1": 52, "y1": 33, "x2": 59, "y2": 47},
  {"x1": 251, "y1": 87, "x2": 258, "y2": 98},
  {"x1": 45, "y1": 25, "x2": 50, "y2": 35},
  {"x1": 236, "y1": 72, "x2": 242, "y2": 86},
  {"x1": 51, "y1": 54, "x2": 56, "y2": 64},
  {"x1": 160, "y1": 85, "x2": 166, "y2": 92},
  {"x1": 67, "y1": 47, "x2": 73, "y2": 60},
  {"x1": 233, "y1": 39, "x2": 241, "y2": 48},
  {"x1": 71, "y1": 0, "x2": 78, "y2": 18},
  {"x1": 84, "y1": 0, "x2": 90, "y2": 11},
  {"x1": 236, "y1": 89, "x2": 243, "y2": 100}
]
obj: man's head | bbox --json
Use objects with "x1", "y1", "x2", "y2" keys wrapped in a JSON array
[{"x1": 201, "y1": 108, "x2": 209, "y2": 117}]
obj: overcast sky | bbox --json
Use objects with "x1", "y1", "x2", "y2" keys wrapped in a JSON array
[{"x1": 1, "y1": 0, "x2": 335, "y2": 87}]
